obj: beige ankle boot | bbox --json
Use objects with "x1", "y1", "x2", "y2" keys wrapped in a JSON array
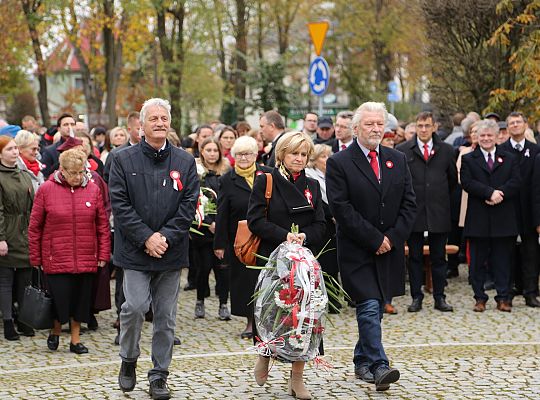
[
  {"x1": 254, "y1": 356, "x2": 270, "y2": 386},
  {"x1": 288, "y1": 371, "x2": 311, "y2": 399}
]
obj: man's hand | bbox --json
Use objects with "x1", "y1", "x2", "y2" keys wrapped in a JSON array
[
  {"x1": 489, "y1": 190, "x2": 504, "y2": 205},
  {"x1": 145, "y1": 233, "x2": 168, "y2": 258},
  {"x1": 376, "y1": 236, "x2": 392, "y2": 255},
  {"x1": 0, "y1": 241, "x2": 8, "y2": 257},
  {"x1": 214, "y1": 249, "x2": 225, "y2": 259}
]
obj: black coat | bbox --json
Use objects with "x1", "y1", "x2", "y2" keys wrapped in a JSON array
[
  {"x1": 262, "y1": 131, "x2": 286, "y2": 168},
  {"x1": 326, "y1": 141, "x2": 417, "y2": 302},
  {"x1": 396, "y1": 135, "x2": 457, "y2": 233},
  {"x1": 214, "y1": 165, "x2": 271, "y2": 317},
  {"x1": 247, "y1": 168, "x2": 326, "y2": 265},
  {"x1": 532, "y1": 153, "x2": 540, "y2": 228},
  {"x1": 40, "y1": 139, "x2": 66, "y2": 178},
  {"x1": 103, "y1": 142, "x2": 131, "y2": 183},
  {"x1": 109, "y1": 138, "x2": 199, "y2": 271},
  {"x1": 460, "y1": 146, "x2": 520, "y2": 238},
  {"x1": 498, "y1": 139, "x2": 540, "y2": 233}
]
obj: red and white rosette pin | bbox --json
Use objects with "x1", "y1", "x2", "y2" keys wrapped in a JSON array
[
  {"x1": 170, "y1": 170, "x2": 183, "y2": 191},
  {"x1": 304, "y1": 188, "x2": 313, "y2": 207},
  {"x1": 497, "y1": 157, "x2": 503, "y2": 163},
  {"x1": 386, "y1": 160, "x2": 394, "y2": 169}
]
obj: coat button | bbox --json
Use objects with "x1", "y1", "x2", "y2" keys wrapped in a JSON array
[{"x1": 381, "y1": 203, "x2": 385, "y2": 207}]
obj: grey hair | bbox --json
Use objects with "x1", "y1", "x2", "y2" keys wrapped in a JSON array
[
  {"x1": 14, "y1": 130, "x2": 39, "y2": 148},
  {"x1": 231, "y1": 135, "x2": 258, "y2": 157},
  {"x1": 308, "y1": 144, "x2": 332, "y2": 168},
  {"x1": 352, "y1": 102, "x2": 388, "y2": 128},
  {"x1": 336, "y1": 110, "x2": 354, "y2": 120},
  {"x1": 476, "y1": 119, "x2": 499, "y2": 136},
  {"x1": 140, "y1": 98, "x2": 172, "y2": 123},
  {"x1": 461, "y1": 117, "x2": 475, "y2": 135}
]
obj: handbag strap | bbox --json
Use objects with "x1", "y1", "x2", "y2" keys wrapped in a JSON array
[{"x1": 264, "y1": 173, "x2": 273, "y2": 216}]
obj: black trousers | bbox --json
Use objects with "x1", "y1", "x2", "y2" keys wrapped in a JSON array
[
  {"x1": 408, "y1": 232, "x2": 448, "y2": 301},
  {"x1": 469, "y1": 236, "x2": 514, "y2": 302},
  {"x1": 512, "y1": 232, "x2": 540, "y2": 296},
  {"x1": 192, "y1": 241, "x2": 229, "y2": 304}
]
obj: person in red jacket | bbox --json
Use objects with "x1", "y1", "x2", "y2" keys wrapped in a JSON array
[{"x1": 28, "y1": 148, "x2": 110, "y2": 354}]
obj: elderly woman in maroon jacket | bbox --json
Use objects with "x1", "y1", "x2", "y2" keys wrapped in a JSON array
[{"x1": 28, "y1": 149, "x2": 110, "y2": 354}]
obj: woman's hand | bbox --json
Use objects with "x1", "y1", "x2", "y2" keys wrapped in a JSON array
[
  {"x1": 209, "y1": 222, "x2": 216, "y2": 234},
  {"x1": 0, "y1": 241, "x2": 8, "y2": 256},
  {"x1": 98, "y1": 261, "x2": 107, "y2": 268},
  {"x1": 214, "y1": 249, "x2": 225, "y2": 259}
]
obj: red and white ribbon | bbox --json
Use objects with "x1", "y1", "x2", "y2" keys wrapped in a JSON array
[{"x1": 170, "y1": 170, "x2": 183, "y2": 191}]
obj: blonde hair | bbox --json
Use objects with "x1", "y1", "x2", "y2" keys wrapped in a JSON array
[
  {"x1": 275, "y1": 131, "x2": 315, "y2": 165},
  {"x1": 59, "y1": 149, "x2": 86, "y2": 170},
  {"x1": 14, "y1": 130, "x2": 39, "y2": 148},
  {"x1": 308, "y1": 144, "x2": 332, "y2": 168}
]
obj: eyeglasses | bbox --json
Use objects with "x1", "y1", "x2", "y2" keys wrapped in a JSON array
[{"x1": 236, "y1": 152, "x2": 255, "y2": 159}]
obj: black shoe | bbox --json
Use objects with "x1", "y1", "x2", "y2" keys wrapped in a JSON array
[
  {"x1": 47, "y1": 333, "x2": 59, "y2": 350},
  {"x1": 407, "y1": 298, "x2": 422, "y2": 312},
  {"x1": 183, "y1": 282, "x2": 196, "y2": 291},
  {"x1": 525, "y1": 295, "x2": 540, "y2": 308},
  {"x1": 87, "y1": 315, "x2": 98, "y2": 331},
  {"x1": 373, "y1": 365, "x2": 400, "y2": 391},
  {"x1": 149, "y1": 378, "x2": 171, "y2": 400},
  {"x1": 447, "y1": 269, "x2": 459, "y2": 278},
  {"x1": 16, "y1": 321, "x2": 35, "y2": 337},
  {"x1": 70, "y1": 342, "x2": 89, "y2": 354},
  {"x1": 174, "y1": 336, "x2": 181, "y2": 345},
  {"x1": 240, "y1": 330, "x2": 253, "y2": 340},
  {"x1": 434, "y1": 298, "x2": 454, "y2": 312},
  {"x1": 3, "y1": 319, "x2": 20, "y2": 341},
  {"x1": 118, "y1": 361, "x2": 137, "y2": 392},
  {"x1": 354, "y1": 365, "x2": 375, "y2": 383}
]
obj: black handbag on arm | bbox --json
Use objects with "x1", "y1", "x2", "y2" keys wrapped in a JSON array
[{"x1": 18, "y1": 268, "x2": 54, "y2": 330}]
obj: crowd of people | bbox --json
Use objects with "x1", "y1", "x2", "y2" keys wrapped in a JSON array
[{"x1": 1, "y1": 99, "x2": 540, "y2": 399}]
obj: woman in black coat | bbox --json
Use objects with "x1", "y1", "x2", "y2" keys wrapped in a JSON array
[
  {"x1": 192, "y1": 138, "x2": 231, "y2": 320},
  {"x1": 214, "y1": 136, "x2": 271, "y2": 339},
  {"x1": 247, "y1": 131, "x2": 326, "y2": 400}
]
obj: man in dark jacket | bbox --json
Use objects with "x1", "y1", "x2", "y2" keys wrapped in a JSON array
[
  {"x1": 109, "y1": 98, "x2": 199, "y2": 399},
  {"x1": 397, "y1": 111, "x2": 457, "y2": 313},
  {"x1": 461, "y1": 119, "x2": 520, "y2": 313},
  {"x1": 498, "y1": 112, "x2": 540, "y2": 307},
  {"x1": 260, "y1": 110, "x2": 285, "y2": 167},
  {"x1": 327, "y1": 102, "x2": 417, "y2": 392},
  {"x1": 40, "y1": 114, "x2": 75, "y2": 178}
]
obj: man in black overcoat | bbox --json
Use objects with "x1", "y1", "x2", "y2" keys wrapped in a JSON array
[
  {"x1": 498, "y1": 112, "x2": 540, "y2": 307},
  {"x1": 460, "y1": 119, "x2": 520, "y2": 312},
  {"x1": 396, "y1": 111, "x2": 457, "y2": 312},
  {"x1": 326, "y1": 102, "x2": 417, "y2": 392}
]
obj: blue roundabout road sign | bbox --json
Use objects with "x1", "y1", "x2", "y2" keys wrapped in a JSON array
[{"x1": 309, "y1": 56, "x2": 330, "y2": 96}]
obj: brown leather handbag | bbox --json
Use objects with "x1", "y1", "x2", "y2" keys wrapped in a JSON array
[{"x1": 234, "y1": 173, "x2": 273, "y2": 265}]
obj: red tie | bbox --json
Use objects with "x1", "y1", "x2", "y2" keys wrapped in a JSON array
[
  {"x1": 341, "y1": 144, "x2": 346, "y2": 151},
  {"x1": 368, "y1": 150, "x2": 379, "y2": 180},
  {"x1": 423, "y1": 143, "x2": 429, "y2": 161}
]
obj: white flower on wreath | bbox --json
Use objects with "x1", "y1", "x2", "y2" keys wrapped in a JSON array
[
  {"x1": 310, "y1": 288, "x2": 328, "y2": 312},
  {"x1": 288, "y1": 334, "x2": 305, "y2": 349}
]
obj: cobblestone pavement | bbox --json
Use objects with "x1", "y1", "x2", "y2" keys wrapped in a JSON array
[{"x1": 1, "y1": 264, "x2": 539, "y2": 399}]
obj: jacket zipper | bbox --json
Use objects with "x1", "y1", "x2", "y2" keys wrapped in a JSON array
[{"x1": 71, "y1": 186, "x2": 77, "y2": 273}]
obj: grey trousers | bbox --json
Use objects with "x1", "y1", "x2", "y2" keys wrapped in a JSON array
[{"x1": 119, "y1": 269, "x2": 181, "y2": 382}]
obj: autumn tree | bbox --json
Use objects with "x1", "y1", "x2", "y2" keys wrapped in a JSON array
[
  {"x1": 489, "y1": 0, "x2": 540, "y2": 120},
  {"x1": 421, "y1": 0, "x2": 521, "y2": 115},
  {"x1": 20, "y1": 0, "x2": 51, "y2": 126}
]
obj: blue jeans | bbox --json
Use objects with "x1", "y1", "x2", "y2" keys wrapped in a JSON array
[{"x1": 353, "y1": 299, "x2": 389, "y2": 373}]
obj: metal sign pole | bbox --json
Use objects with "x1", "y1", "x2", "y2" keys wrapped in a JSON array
[{"x1": 318, "y1": 96, "x2": 323, "y2": 117}]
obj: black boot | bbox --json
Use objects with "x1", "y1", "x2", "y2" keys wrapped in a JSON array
[
  {"x1": 3, "y1": 319, "x2": 20, "y2": 341},
  {"x1": 17, "y1": 321, "x2": 35, "y2": 337},
  {"x1": 118, "y1": 361, "x2": 137, "y2": 392}
]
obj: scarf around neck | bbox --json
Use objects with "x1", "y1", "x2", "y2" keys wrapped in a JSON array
[
  {"x1": 235, "y1": 162, "x2": 256, "y2": 188},
  {"x1": 21, "y1": 157, "x2": 41, "y2": 176}
]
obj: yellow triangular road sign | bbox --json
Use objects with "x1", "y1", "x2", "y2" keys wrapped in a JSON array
[{"x1": 308, "y1": 21, "x2": 329, "y2": 56}]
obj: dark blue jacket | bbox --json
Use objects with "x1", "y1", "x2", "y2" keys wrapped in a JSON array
[{"x1": 109, "y1": 138, "x2": 199, "y2": 271}]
